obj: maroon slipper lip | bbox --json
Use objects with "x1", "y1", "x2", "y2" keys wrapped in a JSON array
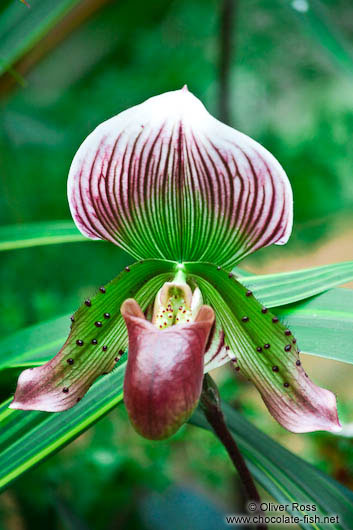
[{"x1": 121, "y1": 299, "x2": 215, "y2": 440}]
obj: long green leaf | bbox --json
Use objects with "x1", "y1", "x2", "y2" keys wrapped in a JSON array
[
  {"x1": 0, "y1": 221, "x2": 86, "y2": 251},
  {"x1": 277, "y1": 288, "x2": 353, "y2": 365},
  {"x1": 190, "y1": 405, "x2": 353, "y2": 530},
  {"x1": 0, "y1": 367, "x2": 352, "y2": 529},
  {"x1": 236, "y1": 261, "x2": 353, "y2": 308},
  {"x1": 0, "y1": 365, "x2": 125, "y2": 490},
  {"x1": 0, "y1": 314, "x2": 70, "y2": 369}
]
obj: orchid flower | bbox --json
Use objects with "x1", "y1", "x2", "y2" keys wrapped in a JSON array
[{"x1": 10, "y1": 87, "x2": 341, "y2": 440}]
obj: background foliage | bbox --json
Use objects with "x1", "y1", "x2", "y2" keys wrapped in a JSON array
[{"x1": 1, "y1": 0, "x2": 353, "y2": 528}]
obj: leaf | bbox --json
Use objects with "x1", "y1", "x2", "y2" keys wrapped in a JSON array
[
  {"x1": 236, "y1": 260, "x2": 353, "y2": 307},
  {"x1": 0, "y1": 314, "x2": 71, "y2": 369},
  {"x1": 0, "y1": 221, "x2": 86, "y2": 251},
  {"x1": 0, "y1": 369, "x2": 352, "y2": 530},
  {"x1": 0, "y1": 365, "x2": 125, "y2": 491},
  {"x1": 190, "y1": 404, "x2": 353, "y2": 530},
  {"x1": 277, "y1": 288, "x2": 353, "y2": 365}
]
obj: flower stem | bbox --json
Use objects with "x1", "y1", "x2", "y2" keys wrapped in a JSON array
[{"x1": 200, "y1": 375, "x2": 267, "y2": 530}]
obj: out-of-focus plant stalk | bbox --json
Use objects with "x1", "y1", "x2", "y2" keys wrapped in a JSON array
[{"x1": 218, "y1": 0, "x2": 237, "y2": 124}]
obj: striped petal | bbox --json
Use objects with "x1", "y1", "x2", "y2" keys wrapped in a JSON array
[
  {"x1": 68, "y1": 88, "x2": 292, "y2": 267},
  {"x1": 184, "y1": 262, "x2": 341, "y2": 434},
  {"x1": 122, "y1": 299, "x2": 215, "y2": 440}
]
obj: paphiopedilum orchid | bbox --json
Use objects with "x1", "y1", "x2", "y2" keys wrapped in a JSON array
[{"x1": 10, "y1": 87, "x2": 341, "y2": 440}]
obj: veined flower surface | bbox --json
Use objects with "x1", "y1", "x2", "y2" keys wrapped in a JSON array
[{"x1": 68, "y1": 87, "x2": 292, "y2": 268}]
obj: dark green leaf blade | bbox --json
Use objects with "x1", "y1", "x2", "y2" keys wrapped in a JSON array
[{"x1": 0, "y1": 364, "x2": 125, "y2": 490}]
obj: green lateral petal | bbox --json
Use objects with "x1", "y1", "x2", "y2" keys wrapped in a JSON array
[
  {"x1": 10, "y1": 259, "x2": 176, "y2": 412},
  {"x1": 184, "y1": 262, "x2": 341, "y2": 434}
]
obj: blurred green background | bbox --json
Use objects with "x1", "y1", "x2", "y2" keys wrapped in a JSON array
[{"x1": 1, "y1": 0, "x2": 353, "y2": 528}]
